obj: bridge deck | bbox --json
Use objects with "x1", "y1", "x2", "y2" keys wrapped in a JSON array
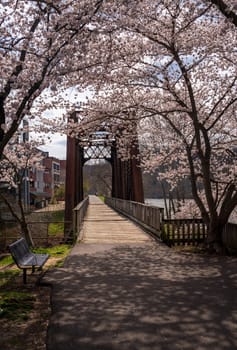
[{"x1": 81, "y1": 195, "x2": 151, "y2": 244}]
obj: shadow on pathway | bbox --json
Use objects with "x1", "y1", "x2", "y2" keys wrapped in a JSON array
[{"x1": 43, "y1": 241, "x2": 237, "y2": 350}]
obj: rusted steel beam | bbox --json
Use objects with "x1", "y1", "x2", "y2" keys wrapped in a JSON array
[
  {"x1": 64, "y1": 136, "x2": 84, "y2": 235},
  {"x1": 64, "y1": 136, "x2": 76, "y2": 231},
  {"x1": 111, "y1": 139, "x2": 144, "y2": 203},
  {"x1": 130, "y1": 140, "x2": 144, "y2": 203}
]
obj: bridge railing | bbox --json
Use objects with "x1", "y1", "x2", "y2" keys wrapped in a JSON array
[
  {"x1": 105, "y1": 197, "x2": 164, "y2": 237},
  {"x1": 73, "y1": 196, "x2": 89, "y2": 240},
  {"x1": 162, "y1": 220, "x2": 237, "y2": 250},
  {"x1": 161, "y1": 218, "x2": 207, "y2": 246},
  {"x1": 105, "y1": 197, "x2": 237, "y2": 251}
]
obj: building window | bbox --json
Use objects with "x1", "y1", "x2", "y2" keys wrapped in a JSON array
[
  {"x1": 53, "y1": 163, "x2": 60, "y2": 171},
  {"x1": 54, "y1": 174, "x2": 60, "y2": 182}
]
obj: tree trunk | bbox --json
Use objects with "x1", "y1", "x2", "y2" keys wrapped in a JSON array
[
  {"x1": 20, "y1": 219, "x2": 34, "y2": 247},
  {"x1": 206, "y1": 218, "x2": 226, "y2": 254},
  {"x1": 161, "y1": 181, "x2": 169, "y2": 219}
]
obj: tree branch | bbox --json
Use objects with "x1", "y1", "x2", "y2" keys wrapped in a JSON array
[{"x1": 208, "y1": 0, "x2": 237, "y2": 26}]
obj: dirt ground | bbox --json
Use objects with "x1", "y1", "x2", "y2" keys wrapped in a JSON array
[
  {"x1": 0, "y1": 202, "x2": 66, "y2": 349},
  {"x1": 0, "y1": 257, "x2": 60, "y2": 350},
  {"x1": 0, "y1": 280, "x2": 51, "y2": 350}
]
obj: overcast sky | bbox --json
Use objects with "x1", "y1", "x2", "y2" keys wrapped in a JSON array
[
  {"x1": 37, "y1": 88, "x2": 92, "y2": 160},
  {"x1": 40, "y1": 133, "x2": 67, "y2": 159}
]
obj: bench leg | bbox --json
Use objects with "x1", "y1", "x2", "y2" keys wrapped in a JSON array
[{"x1": 23, "y1": 269, "x2": 27, "y2": 284}]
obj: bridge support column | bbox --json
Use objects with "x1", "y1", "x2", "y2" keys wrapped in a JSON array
[
  {"x1": 64, "y1": 136, "x2": 84, "y2": 235},
  {"x1": 111, "y1": 141, "x2": 144, "y2": 203},
  {"x1": 130, "y1": 145, "x2": 144, "y2": 203}
]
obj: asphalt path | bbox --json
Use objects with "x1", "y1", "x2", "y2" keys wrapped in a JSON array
[{"x1": 43, "y1": 197, "x2": 237, "y2": 350}]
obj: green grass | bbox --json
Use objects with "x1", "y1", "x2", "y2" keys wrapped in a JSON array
[
  {"x1": 50, "y1": 210, "x2": 64, "y2": 221},
  {"x1": 33, "y1": 244, "x2": 72, "y2": 266},
  {"x1": 33, "y1": 244, "x2": 72, "y2": 268},
  {"x1": 33, "y1": 244, "x2": 71, "y2": 257},
  {"x1": 0, "y1": 270, "x2": 20, "y2": 287},
  {"x1": 98, "y1": 195, "x2": 105, "y2": 202},
  {"x1": 48, "y1": 222, "x2": 64, "y2": 235},
  {"x1": 0, "y1": 243, "x2": 72, "y2": 324},
  {"x1": 0, "y1": 255, "x2": 14, "y2": 266},
  {"x1": 48, "y1": 210, "x2": 64, "y2": 236},
  {"x1": 0, "y1": 291, "x2": 35, "y2": 320}
]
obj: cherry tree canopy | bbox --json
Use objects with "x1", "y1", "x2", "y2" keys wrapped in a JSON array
[
  {"x1": 0, "y1": 0, "x2": 236, "y2": 249},
  {"x1": 77, "y1": 0, "x2": 237, "y2": 248},
  {"x1": 0, "y1": 0, "x2": 115, "y2": 156}
]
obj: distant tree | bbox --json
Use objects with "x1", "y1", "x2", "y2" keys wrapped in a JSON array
[
  {"x1": 54, "y1": 184, "x2": 65, "y2": 202},
  {"x1": 84, "y1": 162, "x2": 112, "y2": 197}
]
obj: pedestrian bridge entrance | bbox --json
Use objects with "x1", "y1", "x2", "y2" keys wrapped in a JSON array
[
  {"x1": 80, "y1": 195, "x2": 151, "y2": 244},
  {"x1": 64, "y1": 116, "x2": 144, "y2": 230}
]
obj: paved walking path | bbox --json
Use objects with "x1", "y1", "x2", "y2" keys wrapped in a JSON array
[{"x1": 43, "y1": 196, "x2": 237, "y2": 350}]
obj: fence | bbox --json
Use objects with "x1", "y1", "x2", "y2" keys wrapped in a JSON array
[
  {"x1": 0, "y1": 220, "x2": 72, "y2": 251},
  {"x1": 105, "y1": 197, "x2": 164, "y2": 236},
  {"x1": 162, "y1": 220, "x2": 237, "y2": 249},
  {"x1": 73, "y1": 196, "x2": 89, "y2": 239},
  {"x1": 105, "y1": 197, "x2": 237, "y2": 250},
  {"x1": 0, "y1": 197, "x2": 89, "y2": 252},
  {"x1": 1, "y1": 197, "x2": 236, "y2": 251},
  {"x1": 161, "y1": 218, "x2": 207, "y2": 246}
]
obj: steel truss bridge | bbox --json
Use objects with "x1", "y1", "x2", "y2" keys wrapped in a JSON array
[{"x1": 65, "y1": 114, "x2": 144, "y2": 225}]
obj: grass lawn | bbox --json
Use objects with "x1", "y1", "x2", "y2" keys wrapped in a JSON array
[
  {"x1": 0, "y1": 243, "x2": 72, "y2": 349},
  {"x1": 0, "y1": 255, "x2": 14, "y2": 267},
  {"x1": 48, "y1": 210, "x2": 65, "y2": 236},
  {"x1": 0, "y1": 208, "x2": 72, "y2": 348},
  {"x1": 0, "y1": 243, "x2": 71, "y2": 319},
  {"x1": 0, "y1": 291, "x2": 35, "y2": 321},
  {"x1": 33, "y1": 244, "x2": 71, "y2": 267}
]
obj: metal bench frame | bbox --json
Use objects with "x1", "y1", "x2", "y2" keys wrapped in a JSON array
[{"x1": 8, "y1": 237, "x2": 49, "y2": 283}]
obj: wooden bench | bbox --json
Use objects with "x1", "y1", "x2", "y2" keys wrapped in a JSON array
[{"x1": 8, "y1": 237, "x2": 50, "y2": 284}]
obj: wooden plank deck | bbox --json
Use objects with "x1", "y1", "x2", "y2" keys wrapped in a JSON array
[{"x1": 80, "y1": 195, "x2": 152, "y2": 244}]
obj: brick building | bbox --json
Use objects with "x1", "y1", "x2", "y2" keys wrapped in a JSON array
[
  {"x1": 43, "y1": 156, "x2": 61, "y2": 198},
  {"x1": 30, "y1": 152, "x2": 65, "y2": 208}
]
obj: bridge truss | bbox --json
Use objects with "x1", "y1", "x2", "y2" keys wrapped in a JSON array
[{"x1": 64, "y1": 114, "x2": 144, "y2": 227}]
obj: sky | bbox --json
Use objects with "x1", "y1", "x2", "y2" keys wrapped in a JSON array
[
  {"x1": 36, "y1": 88, "x2": 92, "y2": 160},
  {"x1": 40, "y1": 133, "x2": 67, "y2": 160}
]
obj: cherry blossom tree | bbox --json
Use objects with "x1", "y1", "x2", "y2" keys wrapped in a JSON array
[
  {"x1": 0, "y1": 135, "x2": 45, "y2": 246},
  {"x1": 207, "y1": 0, "x2": 237, "y2": 26},
  {"x1": 0, "y1": 0, "x2": 111, "y2": 157},
  {"x1": 78, "y1": 0, "x2": 237, "y2": 251},
  {"x1": 1, "y1": 0, "x2": 236, "y2": 252}
]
